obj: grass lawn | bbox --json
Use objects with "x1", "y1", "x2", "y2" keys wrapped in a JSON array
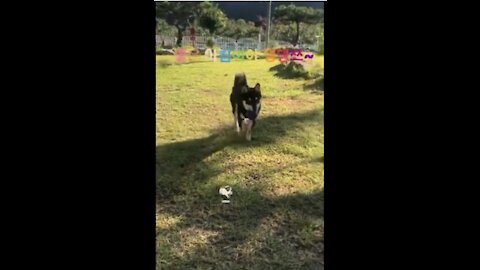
[{"x1": 156, "y1": 54, "x2": 324, "y2": 270}]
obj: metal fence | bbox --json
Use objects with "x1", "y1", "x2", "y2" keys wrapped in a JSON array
[
  {"x1": 156, "y1": 35, "x2": 319, "y2": 52},
  {"x1": 156, "y1": 35, "x2": 264, "y2": 50}
]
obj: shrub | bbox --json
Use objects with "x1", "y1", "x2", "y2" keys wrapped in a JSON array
[
  {"x1": 156, "y1": 49, "x2": 175, "y2": 55},
  {"x1": 272, "y1": 61, "x2": 312, "y2": 79}
]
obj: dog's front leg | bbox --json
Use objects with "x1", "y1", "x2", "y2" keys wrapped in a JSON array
[
  {"x1": 243, "y1": 119, "x2": 253, "y2": 141},
  {"x1": 234, "y1": 104, "x2": 241, "y2": 133},
  {"x1": 246, "y1": 128, "x2": 252, "y2": 141}
]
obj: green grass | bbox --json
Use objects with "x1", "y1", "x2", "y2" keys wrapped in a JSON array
[{"x1": 157, "y1": 55, "x2": 324, "y2": 270}]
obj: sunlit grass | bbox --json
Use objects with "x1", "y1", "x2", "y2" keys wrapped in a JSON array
[{"x1": 157, "y1": 54, "x2": 324, "y2": 269}]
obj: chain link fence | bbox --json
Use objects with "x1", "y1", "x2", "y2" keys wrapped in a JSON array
[{"x1": 156, "y1": 35, "x2": 319, "y2": 52}]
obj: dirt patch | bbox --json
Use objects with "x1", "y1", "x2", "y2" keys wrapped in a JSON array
[{"x1": 263, "y1": 96, "x2": 319, "y2": 114}]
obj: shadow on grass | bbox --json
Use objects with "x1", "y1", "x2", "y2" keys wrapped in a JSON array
[
  {"x1": 269, "y1": 62, "x2": 313, "y2": 80},
  {"x1": 156, "y1": 109, "x2": 322, "y2": 201},
  {"x1": 157, "y1": 60, "x2": 172, "y2": 68},
  {"x1": 303, "y1": 77, "x2": 324, "y2": 92},
  {"x1": 157, "y1": 187, "x2": 324, "y2": 269},
  {"x1": 313, "y1": 155, "x2": 324, "y2": 163},
  {"x1": 159, "y1": 57, "x2": 218, "y2": 66},
  {"x1": 157, "y1": 59, "x2": 214, "y2": 69},
  {"x1": 156, "y1": 109, "x2": 324, "y2": 269}
]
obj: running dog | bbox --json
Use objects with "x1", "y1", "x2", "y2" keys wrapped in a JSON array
[{"x1": 229, "y1": 72, "x2": 262, "y2": 141}]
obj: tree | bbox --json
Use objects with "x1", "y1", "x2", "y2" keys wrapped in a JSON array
[
  {"x1": 156, "y1": 1, "x2": 227, "y2": 48},
  {"x1": 254, "y1": 15, "x2": 267, "y2": 43},
  {"x1": 273, "y1": 5, "x2": 323, "y2": 47},
  {"x1": 254, "y1": 15, "x2": 267, "y2": 31},
  {"x1": 196, "y1": 1, "x2": 227, "y2": 48},
  {"x1": 156, "y1": 1, "x2": 202, "y2": 47},
  {"x1": 271, "y1": 23, "x2": 296, "y2": 45},
  {"x1": 218, "y1": 19, "x2": 259, "y2": 41},
  {"x1": 197, "y1": 2, "x2": 227, "y2": 36},
  {"x1": 270, "y1": 21, "x2": 323, "y2": 50},
  {"x1": 156, "y1": 18, "x2": 176, "y2": 36}
]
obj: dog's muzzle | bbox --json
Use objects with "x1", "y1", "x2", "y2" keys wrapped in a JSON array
[{"x1": 246, "y1": 110, "x2": 257, "y2": 120}]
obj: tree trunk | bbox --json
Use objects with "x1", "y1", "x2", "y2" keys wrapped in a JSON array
[
  {"x1": 209, "y1": 33, "x2": 215, "y2": 48},
  {"x1": 176, "y1": 26, "x2": 183, "y2": 47},
  {"x1": 294, "y1": 21, "x2": 300, "y2": 47}
]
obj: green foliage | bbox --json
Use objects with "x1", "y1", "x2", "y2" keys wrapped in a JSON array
[
  {"x1": 155, "y1": 2, "x2": 199, "y2": 30},
  {"x1": 156, "y1": 1, "x2": 201, "y2": 46},
  {"x1": 197, "y1": 1, "x2": 228, "y2": 36},
  {"x1": 301, "y1": 23, "x2": 323, "y2": 45},
  {"x1": 156, "y1": 1, "x2": 229, "y2": 39},
  {"x1": 317, "y1": 29, "x2": 324, "y2": 53},
  {"x1": 218, "y1": 19, "x2": 260, "y2": 40},
  {"x1": 192, "y1": 26, "x2": 211, "y2": 37},
  {"x1": 274, "y1": 4, "x2": 323, "y2": 25},
  {"x1": 271, "y1": 23, "x2": 296, "y2": 45},
  {"x1": 273, "y1": 5, "x2": 323, "y2": 46},
  {"x1": 206, "y1": 38, "x2": 215, "y2": 48},
  {"x1": 156, "y1": 18, "x2": 176, "y2": 36}
]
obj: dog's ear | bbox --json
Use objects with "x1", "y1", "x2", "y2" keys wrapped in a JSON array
[{"x1": 254, "y1": 83, "x2": 260, "y2": 92}]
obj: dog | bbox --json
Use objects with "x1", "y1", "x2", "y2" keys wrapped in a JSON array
[{"x1": 230, "y1": 72, "x2": 262, "y2": 141}]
